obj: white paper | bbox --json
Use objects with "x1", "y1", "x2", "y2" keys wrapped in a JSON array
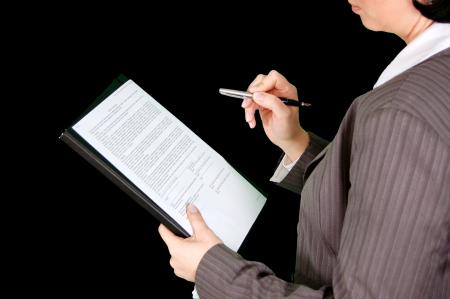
[{"x1": 73, "y1": 79, "x2": 266, "y2": 251}]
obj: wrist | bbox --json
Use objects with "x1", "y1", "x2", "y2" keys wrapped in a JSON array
[{"x1": 280, "y1": 130, "x2": 310, "y2": 163}]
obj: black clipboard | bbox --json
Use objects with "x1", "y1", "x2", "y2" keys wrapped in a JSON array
[{"x1": 59, "y1": 75, "x2": 189, "y2": 237}]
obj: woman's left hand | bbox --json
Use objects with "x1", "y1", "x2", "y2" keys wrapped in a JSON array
[{"x1": 158, "y1": 204, "x2": 223, "y2": 282}]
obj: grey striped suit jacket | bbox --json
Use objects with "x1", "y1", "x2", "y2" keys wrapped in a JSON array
[{"x1": 196, "y1": 47, "x2": 450, "y2": 298}]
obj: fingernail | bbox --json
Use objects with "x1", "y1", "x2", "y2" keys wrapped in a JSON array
[
  {"x1": 241, "y1": 98, "x2": 251, "y2": 108},
  {"x1": 245, "y1": 112, "x2": 251, "y2": 122},
  {"x1": 187, "y1": 203, "x2": 198, "y2": 213}
]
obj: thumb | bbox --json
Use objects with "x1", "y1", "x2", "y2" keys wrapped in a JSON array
[
  {"x1": 252, "y1": 92, "x2": 288, "y2": 116},
  {"x1": 186, "y1": 203, "x2": 209, "y2": 236},
  {"x1": 158, "y1": 224, "x2": 182, "y2": 248}
]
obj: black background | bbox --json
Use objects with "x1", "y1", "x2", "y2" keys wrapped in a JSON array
[{"x1": 46, "y1": 2, "x2": 403, "y2": 297}]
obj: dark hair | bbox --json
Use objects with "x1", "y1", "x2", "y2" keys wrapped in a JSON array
[{"x1": 413, "y1": 0, "x2": 450, "y2": 22}]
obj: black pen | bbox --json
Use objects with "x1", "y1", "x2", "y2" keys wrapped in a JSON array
[{"x1": 219, "y1": 88, "x2": 311, "y2": 107}]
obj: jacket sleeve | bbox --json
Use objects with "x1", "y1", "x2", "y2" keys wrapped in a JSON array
[
  {"x1": 196, "y1": 244, "x2": 332, "y2": 298},
  {"x1": 195, "y1": 109, "x2": 450, "y2": 298},
  {"x1": 276, "y1": 132, "x2": 329, "y2": 194}
]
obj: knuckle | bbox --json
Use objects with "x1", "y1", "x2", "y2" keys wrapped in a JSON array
[
  {"x1": 169, "y1": 257, "x2": 176, "y2": 268},
  {"x1": 173, "y1": 269, "x2": 183, "y2": 279},
  {"x1": 249, "y1": 74, "x2": 268, "y2": 90},
  {"x1": 256, "y1": 74, "x2": 266, "y2": 83},
  {"x1": 269, "y1": 70, "x2": 279, "y2": 76}
]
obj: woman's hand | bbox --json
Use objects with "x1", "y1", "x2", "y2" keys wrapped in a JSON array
[
  {"x1": 243, "y1": 70, "x2": 309, "y2": 162},
  {"x1": 158, "y1": 204, "x2": 222, "y2": 282}
]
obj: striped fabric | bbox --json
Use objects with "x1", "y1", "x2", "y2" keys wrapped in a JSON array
[{"x1": 196, "y1": 48, "x2": 450, "y2": 298}]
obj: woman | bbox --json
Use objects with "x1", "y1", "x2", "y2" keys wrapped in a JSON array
[{"x1": 159, "y1": 0, "x2": 450, "y2": 297}]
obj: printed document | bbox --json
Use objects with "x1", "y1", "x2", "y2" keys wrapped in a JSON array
[{"x1": 73, "y1": 79, "x2": 266, "y2": 250}]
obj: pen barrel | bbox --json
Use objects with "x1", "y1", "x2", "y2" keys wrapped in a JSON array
[
  {"x1": 281, "y1": 99, "x2": 300, "y2": 106},
  {"x1": 281, "y1": 98, "x2": 311, "y2": 107}
]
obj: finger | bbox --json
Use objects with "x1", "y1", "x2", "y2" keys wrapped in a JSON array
[
  {"x1": 158, "y1": 224, "x2": 182, "y2": 248},
  {"x1": 245, "y1": 104, "x2": 258, "y2": 123},
  {"x1": 248, "y1": 74, "x2": 266, "y2": 90},
  {"x1": 241, "y1": 98, "x2": 252, "y2": 108},
  {"x1": 248, "y1": 71, "x2": 277, "y2": 93},
  {"x1": 248, "y1": 70, "x2": 288, "y2": 94},
  {"x1": 252, "y1": 92, "x2": 288, "y2": 117},
  {"x1": 267, "y1": 70, "x2": 290, "y2": 95},
  {"x1": 244, "y1": 100, "x2": 260, "y2": 127},
  {"x1": 186, "y1": 204, "x2": 209, "y2": 236},
  {"x1": 248, "y1": 118, "x2": 256, "y2": 129}
]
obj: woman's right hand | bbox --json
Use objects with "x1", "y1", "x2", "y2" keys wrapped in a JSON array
[{"x1": 242, "y1": 70, "x2": 309, "y2": 163}]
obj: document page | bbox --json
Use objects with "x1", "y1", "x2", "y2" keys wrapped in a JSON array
[{"x1": 73, "y1": 80, "x2": 266, "y2": 250}]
